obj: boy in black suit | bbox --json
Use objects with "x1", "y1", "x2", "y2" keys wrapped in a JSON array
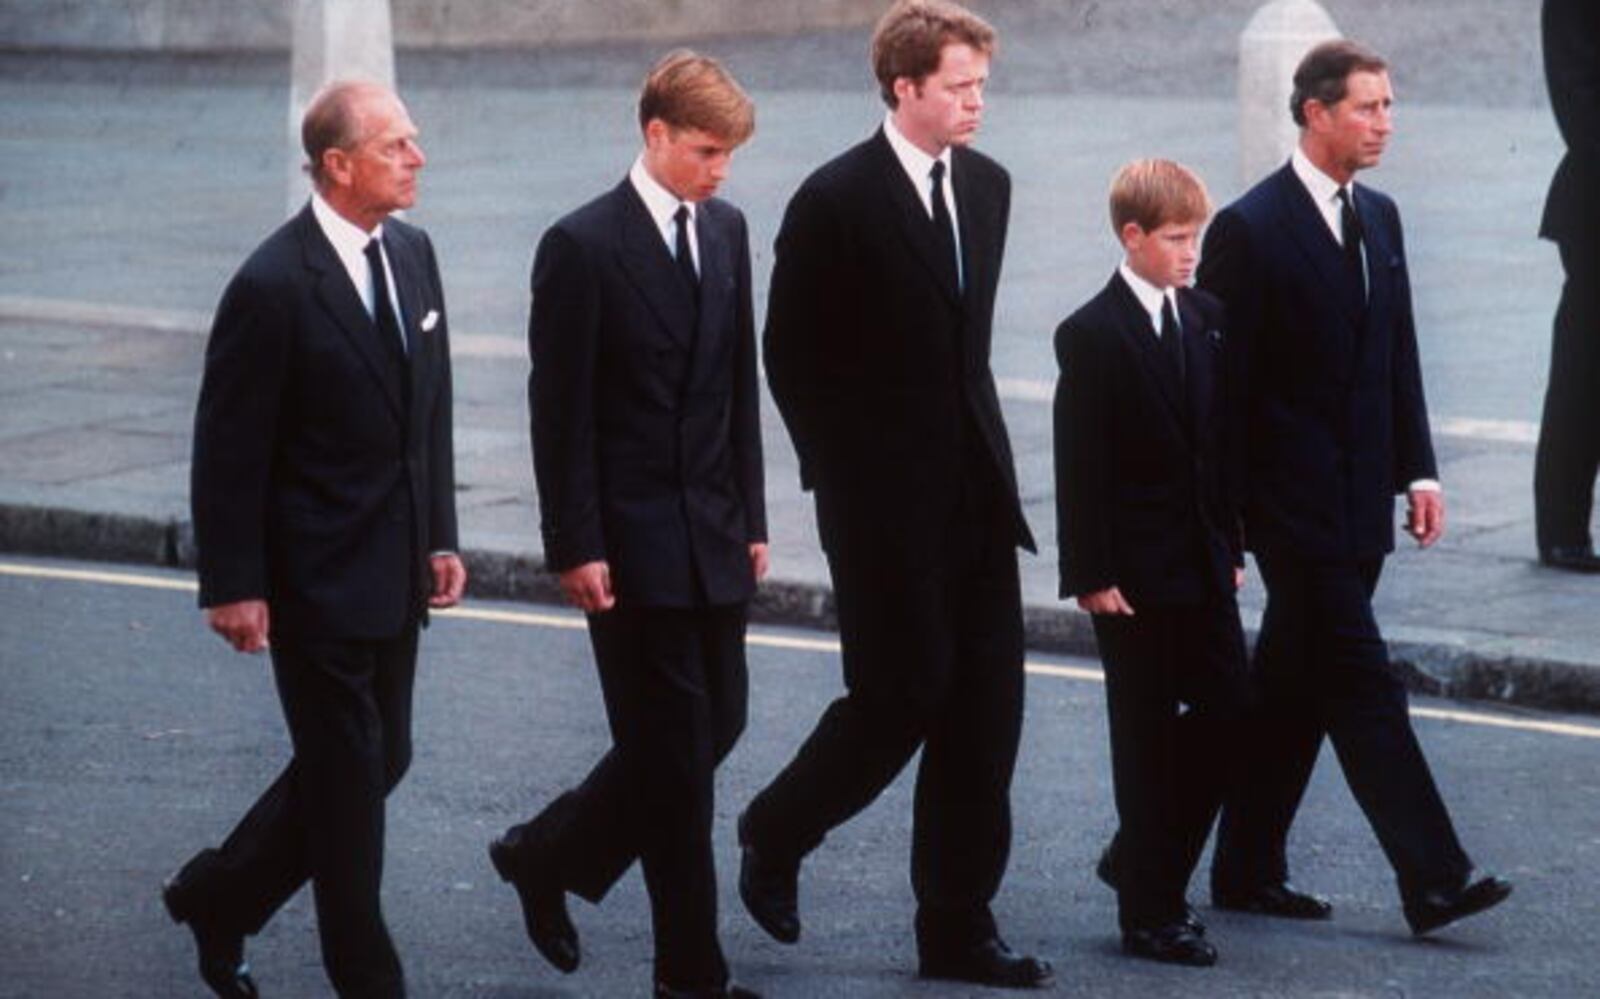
[{"x1": 1053, "y1": 159, "x2": 1250, "y2": 967}]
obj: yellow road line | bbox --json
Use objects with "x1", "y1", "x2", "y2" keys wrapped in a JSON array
[{"x1": 5, "y1": 559, "x2": 1598, "y2": 740}]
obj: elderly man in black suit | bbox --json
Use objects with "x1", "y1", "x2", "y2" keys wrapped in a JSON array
[
  {"x1": 736, "y1": 1, "x2": 1050, "y2": 989},
  {"x1": 165, "y1": 80, "x2": 466, "y2": 998},
  {"x1": 1199, "y1": 40, "x2": 1510, "y2": 937},
  {"x1": 1534, "y1": 0, "x2": 1600, "y2": 572},
  {"x1": 489, "y1": 51, "x2": 766, "y2": 999}
]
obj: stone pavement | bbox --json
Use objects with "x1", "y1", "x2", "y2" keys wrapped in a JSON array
[{"x1": 3, "y1": 4, "x2": 1598, "y2": 714}]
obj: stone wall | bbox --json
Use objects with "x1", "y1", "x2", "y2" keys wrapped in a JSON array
[{"x1": 0, "y1": 0, "x2": 882, "y2": 51}]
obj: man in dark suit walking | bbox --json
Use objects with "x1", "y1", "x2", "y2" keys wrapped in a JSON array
[
  {"x1": 1056, "y1": 159, "x2": 1251, "y2": 967},
  {"x1": 737, "y1": 1, "x2": 1050, "y2": 988},
  {"x1": 166, "y1": 80, "x2": 466, "y2": 998},
  {"x1": 1199, "y1": 40, "x2": 1510, "y2": 936},
  {"x1": 489, "y1": 51, "x2": 766, "y2": 999},
  {"x1": 1534, "y1": 0, "x2": 1600, "y2": 572}
]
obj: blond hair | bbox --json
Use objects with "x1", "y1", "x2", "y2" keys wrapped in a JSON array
[
  {"x1": 638, "y1": 49, "x2": 755, "y2": 143},
  {"x1": 1108, "y1": 158, "x2": 1212, "y2": 234}
]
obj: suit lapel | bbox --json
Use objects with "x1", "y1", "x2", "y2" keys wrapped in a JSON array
[
  {"x1": 1177, "y1": 290, "x2": 1214, "y2": 438},
  {"x1": 686, "y1": 204, "x2": 732, "y2": 391},
  {"x1": 299, "y1": 208, "x2": 406, "y2": 423},
  {"x1": 387, "y1": 227, "x2": 436, "y2": 421},
  {"x1": 613, "y1": 180, "x2": 697, "y2": 349},
  {"x1": 1108, "y1": 273, "x2": 1186, "y2": 429},
  {"x1": 872, "y1": 131, "x2": 961, "y2": 307},
  {"x1": 1274, "y1": 167, "x2": 1366, "y2": 328}
]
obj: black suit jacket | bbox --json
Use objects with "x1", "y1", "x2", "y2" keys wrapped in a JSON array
[
  {"x1": 191, "y1": 204, "x2": 459, "y2": 639},
  {"x1": 1198, "y1": 164, "x2": 1435, "y2": 561},
  {"x1": 1054, "y1": 274, "x2": 1241, "y2": 605},
  {"x1": 1540, "y1": 0, "x2": 1599, "y2": 246},
  {"x1": 763, "y1": 129, "x2": 1033, "y2": 563},
  {"x1": 528, "y1": 180, "x2": 766, "y2": 608}
]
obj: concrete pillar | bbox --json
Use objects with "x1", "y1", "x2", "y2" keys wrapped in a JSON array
[
  {"x1": 287, "y1": 0, "x2": 396, "y2": 215},
  {"x1": 1237, "y1": 0, "x2": 1341, "y2": 187}
]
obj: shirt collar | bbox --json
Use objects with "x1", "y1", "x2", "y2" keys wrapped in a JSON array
[
  {"x1": 883, "y1": 113, "x2": 952, "y2": 194},
  {"x1": 1290, "y1": 145, "x2": 1352, "y2": 239},
  {"x1": 310, "y1": 190, "x2": 383, "y2": 257},
  {"x1": 1118, "y1": 262, "x2": 1176, "y2": 332},
  {"x1": 629, "y1": 155, "x2": 693, "y2": 235}
]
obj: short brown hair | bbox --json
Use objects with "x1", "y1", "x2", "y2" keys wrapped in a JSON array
[
  {"x1": 637, "y1": 49, "x2": 755, "y2": 144},
  {"x1": 870, "y1": 0, "x2": 996, "y2": 109},
  {"x1": 1290, "y1": 39, "x2": 1388, "y2": 127},
  {"x1": 1108, "y1": 158, "x2": 1212, "y2": 234},
  {"x1": 301, "y1": 79, "x2": 390, "y2": 187}
]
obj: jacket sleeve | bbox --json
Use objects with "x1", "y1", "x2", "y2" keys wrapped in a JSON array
[
  {"x1": 1054, "y1": 317, "x2": 1115, "y2": 598},
  {"x1": 730, "y1": 209, "x2": 768, "y2": 543},
  {"x1": 1545, "y1": 0, "x2": 1600, "y2": 163},
  {"x1": 420, "y1": 231, "x2": 460, "y2": 554},
  {"x1": 528, "y1": 225, "x2": 607, "y2": 572},
  {"x1": 1383, "y1": 204, "x2": 1439, "y2": 489},
  {"x1": 190, "y1": 269, "x2": 291, "y2": 608}
]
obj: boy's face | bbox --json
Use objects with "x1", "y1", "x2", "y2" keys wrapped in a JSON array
[{"x1": 1121, "y1": 219, "x2": 1202, "y2": 290}]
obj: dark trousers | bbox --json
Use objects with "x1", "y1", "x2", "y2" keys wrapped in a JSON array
[
  {"x1": 1211, "y1": 555, "x2": 1472, "y2": 901},
  {"x1": 185, "y1": 628, "x2": 418, "y2": 999},
  {"x1": 740, "y1": 491, "x2": 1025, "y2": 951},
  {"x1": 1535, "y1": 238, "x2": 1600, "y2": 552},
  {"x1": 1093, "y1": 597, "x2": 1252, "y2": 930},
  {"x1": 506, "y1": 603, "x2": 748, "y2": 990}
]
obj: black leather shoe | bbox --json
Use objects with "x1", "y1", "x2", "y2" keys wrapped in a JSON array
[
  {"x1": 1213, "y1": 882, "x2": 1333, "y2": 920},
  {"x1": 488, "y1": 832, "x2": 579, "y2": 973},
  {"x1": 1539, "y1": 545, "x2": 1600, "y2": 573},
  {"x1": 1122, "y1": 921, "x2": 1218, "y2": 967},
  {"x1": 162, "y1": 856, "x2": 259, "y2": 999},
  {"x1": 1096, "y1": 844, "x2": 1206, "y2": 934},
  {"x1": 919, "y1": 937, "x2": 1054, "y2": 989},
  {"x1": 653, "y1": 982, "x2": 762, "y2": 998},
  {"x1": 1404, "y1": 872, "x2": 1513, "y2": 936},
  {"x1": 736, "y1": 812, "x2": 800, "y2": 944}
]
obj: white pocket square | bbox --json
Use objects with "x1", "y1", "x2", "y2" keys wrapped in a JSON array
[{"x1": 420, "y1": 309, "x2": 440, "y2": 332}]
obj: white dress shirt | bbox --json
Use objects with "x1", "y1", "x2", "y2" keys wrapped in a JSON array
[
  {"x1": 629, "y1": 156, "x2": 698, "y2": 272},
  {"x1": 1118, "y1": 262, "x2": 1180, "y2": 340},
  {"x1": 883, "y1": 114, "x2": 963, "y2": 288},
  {"x1": 310, "y1": 192, "x2": 406, "y2": 341}
]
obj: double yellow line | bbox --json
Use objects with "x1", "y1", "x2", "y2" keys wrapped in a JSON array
[{"x1": 5, "y1": 560, "x2": 1596, "y2": 740}]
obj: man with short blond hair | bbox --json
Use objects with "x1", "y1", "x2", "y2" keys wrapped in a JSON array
[
  {"x1": 166, "y1": 79, "x2": 464, "y2": 999},
  {"x1": 490, "y1": 50, "x2": 766, "y2": 999},
  {"x1": 738, "y1": 1, "x2": 1050, "y2": 988}
]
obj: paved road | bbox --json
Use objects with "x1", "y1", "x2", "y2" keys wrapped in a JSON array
[{"x1": 3, "y1": 555, "x2": 1597, "y2": 997}]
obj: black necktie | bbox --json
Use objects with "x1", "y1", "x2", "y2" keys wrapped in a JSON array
[
  {"x1": 673, "y1": 203, "x2": 699, "y2": 301},
  {"x1": 363, "y1": 237, "x2": 408, "y2": 360},
  {"x1": 1336, "y1": 186, "x2": 1366, "y2": 299},
  {"x1": 1160, "y1": 295, "x2": 1186, "y2": 392},
  {"x1": 929, "y1": 160, "x2": 960, "y2": 292}
]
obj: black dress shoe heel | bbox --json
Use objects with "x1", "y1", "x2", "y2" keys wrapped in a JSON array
[
  {"x1": 1213, "y1": 881, "x2": 1333, "y2": 920},
  {"x1": 161, "y1": 864, "x2": 259, "y2": 999},
  {"x1": 488, "y1": 833, "x2": 580, "y2": 973},
  {"x1": 1539, "y1": 545, "x2": 1600, "y2": 573},
  {"x1": 1122, "y1": 922, "x2": 1218, "y2": 967},
  {"x1": 919, "y1": 937, "x2": 1054, "y2": 989},
  {"x1": 1404, "y1": 873, "x2": 1513, "y2": 936},
  {"x1": 736, "y1": 812, "x2": 801, "y2": 944}
]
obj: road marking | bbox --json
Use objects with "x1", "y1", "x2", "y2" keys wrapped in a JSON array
[
  {"x1": 0, "y1": 296, "x2": 1549, "y2": 446},
  {"x1": 5, "y1": 559, "x2": 1596, "y2": 740}
]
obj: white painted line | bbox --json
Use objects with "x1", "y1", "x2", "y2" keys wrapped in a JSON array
[{"x1": 7, "y1": 560, "x2": 1595, "y2": 741}]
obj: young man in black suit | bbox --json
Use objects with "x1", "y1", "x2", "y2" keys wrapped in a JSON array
[
  {"x1": 1534, "y1": 0, "x2": 1600, "y2": 572},
  {"x1": 739, "y1": 1, "x2": 1050, "y2": 989},
  {"x1": 1055, "y1": 159, "x2": 1251, "y2": 967},
  {"x1": 1200, "y1": 40, "x2": 1511, "y2": 936},
  {"x1": 168, "y1": 80, "x2": 466, "y2": 999},
  {"x1": 491, "y1": 51, "x2": 767, "y2": 999}
]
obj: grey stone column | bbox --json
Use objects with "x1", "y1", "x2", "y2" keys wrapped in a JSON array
[
  {"x1": 287, "y1": 0, "x2": 396, "y2": 215},
  {"x1": 1237, "y1": 0, "x2": 1340, "y2": 187}
]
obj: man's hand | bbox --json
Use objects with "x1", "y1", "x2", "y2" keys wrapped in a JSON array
[
  {"x1": 206, "y1": 599, "x2": 270, "y2": 653},
  {"x1": 1234, "y1": 566, "x2": 1247, "y2": 591},
  {"x1": 560, "y1": 560, "x2": 615, "y2": 614},
  {"x1": 749, "y1": 542, "x2": 770, "y2": 582},
  {"x1": 1077, "y1": 586, "x2": 1135, "y2": 616},
  {"x1": 1406, "y1": 488, "x2": 1445, "y2": 547},
  {"x1": 429, "y1": 553, "x2": 468, "y2": 608}
]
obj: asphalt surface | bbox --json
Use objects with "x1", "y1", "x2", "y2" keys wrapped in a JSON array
[
  {"x1": 3, "y1": 554, "x2": 1597, "y2": 998},
  {"x1": 1, "y1": 0, "x2": 1597, "y2": 721}
]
